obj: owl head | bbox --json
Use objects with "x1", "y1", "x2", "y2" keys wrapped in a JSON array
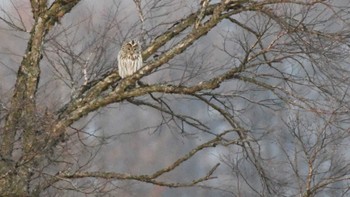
[{"x1": 122, "y1": 39, "x2": 141, "y2": 54}]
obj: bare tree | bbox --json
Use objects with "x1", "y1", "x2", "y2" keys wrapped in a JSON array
[{"x1": 1, "y1": 0, "x2": 350, "y2": 196}]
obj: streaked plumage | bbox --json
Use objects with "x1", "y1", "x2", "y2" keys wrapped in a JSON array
[{"x1": 118, "y1": 40, "x2": 143, "y2": 78}]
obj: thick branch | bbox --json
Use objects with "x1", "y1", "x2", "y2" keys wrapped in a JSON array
[
  {"x1": 0, "y1": 0, "x2": 82, "y2": 195},
  {"x1": 53, "y1": 1, "x2": 248, "y2": 136},
  {"x1": 46, "y1": 0, "x2": 81, "y2": 27},
  {"x1": 142, "y1": 1, "x2": 243, "y2": 60},
  {"x1": 56, "y1": 1, "x2": 246, "y2": 119}
]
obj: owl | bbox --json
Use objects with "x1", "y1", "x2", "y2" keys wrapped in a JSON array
[{"x1": 118, "y1": 40, "x2": 143, "y2": 78}]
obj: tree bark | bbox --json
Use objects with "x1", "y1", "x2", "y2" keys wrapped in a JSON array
[{"x1": 0, "y1": 0, "x2": 81, "y2": 195}]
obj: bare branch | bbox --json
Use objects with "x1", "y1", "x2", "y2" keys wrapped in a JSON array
[{"x1": 55, "y1": 131, "x2": 239, "y2": 187}]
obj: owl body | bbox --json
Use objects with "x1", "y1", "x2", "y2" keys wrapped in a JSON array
[{"x1": 118, "y1": 40, "x2": 143, "y2": 78}]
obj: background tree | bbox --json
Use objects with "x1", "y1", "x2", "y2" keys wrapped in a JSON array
[{"x1": 1, "y1": 0, "x2": 350, "y2": 196}]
